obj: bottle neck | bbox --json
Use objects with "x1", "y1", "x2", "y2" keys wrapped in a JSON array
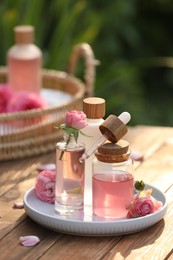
[
  {"x1": 87, "y1": 118, "x2": 104, "y2": 124},
  {"x1": 15, "y1": 43, "x2": 32, "y2": 46},
  {"x1": 63, "y1": 133, "x2": 76, "y2": 148}
]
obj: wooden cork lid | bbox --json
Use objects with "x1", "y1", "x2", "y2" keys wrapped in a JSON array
[
  {"x1": 14, "y1": 25, "x2": 34, "y2": 44},
  {"x1": 99, "y1": 114, "x2": 127, "y2": 143},
  {"x1": 95, "y1": 140, "x2": 130, "y2": 163},
  {"x1": 83, "y1": 97, "x2": 105, "y2": 119}
]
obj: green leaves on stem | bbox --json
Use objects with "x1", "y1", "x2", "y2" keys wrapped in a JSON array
[{"x1": 56, "y1": 124, "x2": 90, "y2": 161}]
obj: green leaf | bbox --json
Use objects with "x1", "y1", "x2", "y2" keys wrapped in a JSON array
[
  {"x1": 54, "y1": 124, "x2": 66, "y2": 130},
  {"x1": 65, "y1": 126, "x2": 75, "y2": 135},
  {"x1": 135, "y1": 180, "x2": 145, "y2": 191},
  {"x1": 73, "y1": 129, "x2": 79, "y2": 143}
]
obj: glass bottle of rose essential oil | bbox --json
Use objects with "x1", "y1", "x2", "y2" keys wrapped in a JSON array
[
  {"x1": 55, "y1": 134, "x2": 85, "y2": 215},
  {"x1": 7, "y1": 25, "x2": 42, "y2": 94},
  {"x1": 92, "y1": 140, "x2": 134, "y2": 219}
]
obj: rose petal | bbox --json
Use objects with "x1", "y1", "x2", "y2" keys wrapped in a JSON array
[
  {"x1": 13, "y1": 201, "x2": 24, "y2": 209},
  {"x1": 20, "y1": 236, "x2": 40, "y2": 247},
  {"x1": 37, "y1": 163, "x2": 56, "y2": 171},
  {"x1": 131, "y1": 151, "x2": 144, "y2": 162}
]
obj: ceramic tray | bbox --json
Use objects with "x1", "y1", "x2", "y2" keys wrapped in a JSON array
[{"x1": 23, "y1": 184, "x2": 167, "y2": 236}]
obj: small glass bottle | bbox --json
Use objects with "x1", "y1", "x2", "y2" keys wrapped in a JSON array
[
  {"x1": 55, "y1": 134, "x2": 85, "y2": 215},
  {"x1": 78, "y1": 97, "x2": 105, "y2": 207},
  {"x1": 92, "y1": 140, "x2": 134, "y2": 219},
  {"x1": 7, "y1": 25, "x2": 42, "y2": 94}
]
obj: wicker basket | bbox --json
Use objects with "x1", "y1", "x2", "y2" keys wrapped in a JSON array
[{"x1": 0, "y1": 43, "x2": 97, "y2": 161}]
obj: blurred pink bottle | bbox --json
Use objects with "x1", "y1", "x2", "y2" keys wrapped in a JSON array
[{"x1": 7, "y1": 25, "x2": 42, "y2": 94}]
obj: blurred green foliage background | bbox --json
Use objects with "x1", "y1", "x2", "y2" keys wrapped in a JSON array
[{"x1": 1, "y1": 0, "x2": 173, "y2": 126}]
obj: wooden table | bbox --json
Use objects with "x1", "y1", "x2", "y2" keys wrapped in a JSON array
[{"x1": 1, "y1": 125, "x2": 173, "y2": 259}]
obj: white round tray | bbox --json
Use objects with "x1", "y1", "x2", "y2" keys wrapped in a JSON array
[{"x1": 23, "y1": 184, "x2": 167, "y2": 236}]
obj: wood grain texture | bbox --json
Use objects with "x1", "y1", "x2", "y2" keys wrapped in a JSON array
[
  {"x1": 103, "y1": 185, "x2": 173, "y2": 260},
  {"x1": 40, "y1": 235, "x2": 119, "y2": 260},
  {"x1": 0, "y1": 152, "x2": 55, "y2": 239}
]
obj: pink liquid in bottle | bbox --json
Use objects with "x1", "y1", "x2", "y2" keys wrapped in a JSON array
[
  {"x1": 8, "y1": 56, "x2": 41, "y2": 93},
  {"x1": 55, "y1": 140, "x2": 85, "y2": 215},
  {"x1": 92, "y1": 171, "x2": 134, "y2": 219}
]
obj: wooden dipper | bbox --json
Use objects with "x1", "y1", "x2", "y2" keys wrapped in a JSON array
[
  {"x1": 99, "y1": 114, "x2": 128, "y2": 143},
  {"x1": 79, "y1": 112, "x2": 131, "y2": 162}
]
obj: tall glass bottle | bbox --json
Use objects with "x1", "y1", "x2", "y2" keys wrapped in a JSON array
[
  {"x1": 78, "y1": 97, "x2": 105, "y2": 208},
  {"x1": 55, "y1": 134, "x2": 85, "y2": 215},
  {"x1": 92, "y1": 140, "x2": 134, "y2": 219},
  {"x1": 7, "y1": 25, "x2": 42, "y2": 94}
]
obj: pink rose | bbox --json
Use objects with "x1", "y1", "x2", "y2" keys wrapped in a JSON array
[
  {"x1": 65, "y1": 110, "x2": 88, "y2": 129},
  {"x1": 7, "y1": 91, "x2": 47, "y2": 113},
  {"x1": 127, "y1": 189, "x2": 163, "y2": 218},
  {"x1": 0, "y1": 84, "x2": 13, "y2": 113},
  {"x1": 35, "y1": 170, "x2": 56, "y2": 204},
  {"x1": 58, "y1": 110, "x2": 88, "y2": 160}
]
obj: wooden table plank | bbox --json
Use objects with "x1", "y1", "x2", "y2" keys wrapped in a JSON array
[
  {"x1": 103, "y1": 184, "x2": 173, "y2": 260},
  {"x1": 134, "y1": 141, "x2": 173, "y2": 191},
  {"x1": 0, "y1": 218, "x2": 63, "y2": 260},
  {"x1": 0, "y1": 153, "x2": 55, "y2": 239},
  {"x1": 0, "y1": 153, "x2": 56, "y2": 196},
  {"x1": 126, "y1": 125, "x2": 173, "y2": 154},
  {"x1": 39, "y1": 235, "x2": 119, "y2": 260}
]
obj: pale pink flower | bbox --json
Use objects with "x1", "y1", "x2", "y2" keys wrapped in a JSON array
[
  {"x1": 58, "y1": 110, "x2": 88, "y2": 160},
  {"x1": 0, "y1": 84, "x2": 13, "y2": 113},
  {"x1": 7, "y1": 91, "x2": 47, "y2": 112},
  {"x1": 127, "y1": 189, "x2": 163, "y2": 218},
  {"x1": 131, "y1": 151, "x2": 144, "y2": 162},
  {"x1": 20, "y1": 236, "x2": 40, "y2": 246},
  {"x1": 65, "y1": 110, "x2": 88, "y2": 129},
  {"x1": 35, "y1": 170, "x2": 56, "y2": 204}
]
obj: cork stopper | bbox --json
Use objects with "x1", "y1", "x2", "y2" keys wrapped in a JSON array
[
  {"x1": 95, "y1": 140, "x2": 130, "y2": 163},
  {"x1": 83, "y1": 97, "x2": 105, "y2": 119},
  {"x1": 99, "y1": 114, "x2": 127, "y2": 143},
  {"x1": 14, "y1": 25, "x2": 34, "y2": 44}
]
